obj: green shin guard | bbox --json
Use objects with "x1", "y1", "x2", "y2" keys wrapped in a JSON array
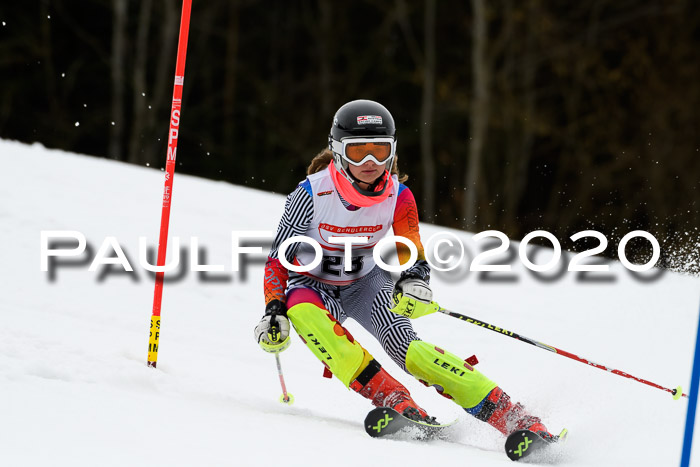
[
  {"x1": 405, "y1": 340, "x2": 497, "y2": 409},
  {"x1": 287, "y1": 303, "x2": 366, "y2": 388}
]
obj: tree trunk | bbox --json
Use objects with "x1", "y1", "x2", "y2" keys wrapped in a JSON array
[
  {"x1": 420, "y1": 0, "x2": 436, "y2": 222},
  {"x1": 128, "y1": 0, "x2": 153, "y2": 165},
  {"x1": 464, "y1": 0, "x2": 489, "y2": 229},
  {"x1": 40, "y1": 0, "x2": 60, "y2": 137},
  {"x1": 109, "y1": 0, "x2": 127, "y2": 161},
  {"x1": 503, "y1": 1, "x2": 537, "y2": 236},
  {"x1": 318, "y1": 1, "x2": 333, "y2": 117},
  {"x1": 143, "y1": 0, "x2": 178, "y2": 167},
  {"x1": 223, "y1": 1, "x2": 240, "y2": 158}
]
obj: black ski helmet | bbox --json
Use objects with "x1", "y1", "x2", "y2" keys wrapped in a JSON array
[
  {"x1": 330, "y1": 99, "x2": 396, "y2": 141},
  {"x1": 328, "y1": 99, "x2": 397, "y2": 195}
]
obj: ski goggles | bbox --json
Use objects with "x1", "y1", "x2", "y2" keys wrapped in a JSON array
[{"x1": 332, "y1": 137, "x2": 396, "y2": 166}]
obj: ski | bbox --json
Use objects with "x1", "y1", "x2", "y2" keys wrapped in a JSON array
[
  {"x1": 505, "y1": 428, "x2": 568, "y2": 462},
  {"x1": 364, "y1": 407, "x2": 457, "y2": 441}
]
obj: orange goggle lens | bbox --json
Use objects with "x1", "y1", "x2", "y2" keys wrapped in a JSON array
[{"x1": 344, "y1": 142, "x2": 392, "y2": 164}]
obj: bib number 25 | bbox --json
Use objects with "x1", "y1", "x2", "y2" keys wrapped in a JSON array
[{"x1": 321, "y1": 255, "x2": 364, "y2": 276}]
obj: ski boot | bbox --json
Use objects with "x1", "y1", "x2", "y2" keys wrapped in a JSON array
[
  {"x1": 470, "y1": 386, "x2": 555, "y2": 438},
  {"x1": 352, "y1": 359, "x2": 437, "y2": 424},
  {"x1": 286, "y1": 303, "x2": 436, "y2": 424}
]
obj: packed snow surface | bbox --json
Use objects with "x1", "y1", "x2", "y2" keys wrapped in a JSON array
[{"x1": 1, "y1": 140, "x2": 699, "y2": 466}]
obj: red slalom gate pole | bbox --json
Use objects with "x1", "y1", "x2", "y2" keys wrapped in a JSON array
[
  {"x1": 438, "y1": 307, "x2": 687, "y2": 400},
  {"x1": 147, "y1": 0, "x2": 192, "y2": 368}
]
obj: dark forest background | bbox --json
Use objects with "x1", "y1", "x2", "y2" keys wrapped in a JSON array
[{"x1": 1, "y1": 1, "x2": 698, "y2": 268}]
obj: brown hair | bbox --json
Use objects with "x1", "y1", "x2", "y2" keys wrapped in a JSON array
[{"x1": 306, "y1": 148, "x2": 408, "y2": 183}]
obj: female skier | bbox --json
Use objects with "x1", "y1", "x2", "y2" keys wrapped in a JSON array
[{"x1": 254, "y1": 99, "x2": 554, "y2": 440}]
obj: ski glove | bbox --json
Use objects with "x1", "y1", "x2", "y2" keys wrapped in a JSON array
[
  {"x1": 254, "y1": 299, "x2": 291, "y2": 353},
  {"x1": 391, "y1": 271, "x2": 440, "y2": 319}
]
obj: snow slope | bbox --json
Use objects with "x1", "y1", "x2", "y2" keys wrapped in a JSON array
[{"x1": 1, "y1": 139, "x2": 699, "y2": 466}]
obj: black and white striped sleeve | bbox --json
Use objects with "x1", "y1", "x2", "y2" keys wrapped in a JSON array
[{"x1": 268, "y1": 183, "x2": 314, "y2": 262}]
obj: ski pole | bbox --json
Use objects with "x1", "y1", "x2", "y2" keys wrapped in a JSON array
[
  {"x1": 437, "y1": 306, "x2": 687, "y2": 400},
  {"x1": 275, "y1": 353, "x2": 295, "y2": 405}
]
